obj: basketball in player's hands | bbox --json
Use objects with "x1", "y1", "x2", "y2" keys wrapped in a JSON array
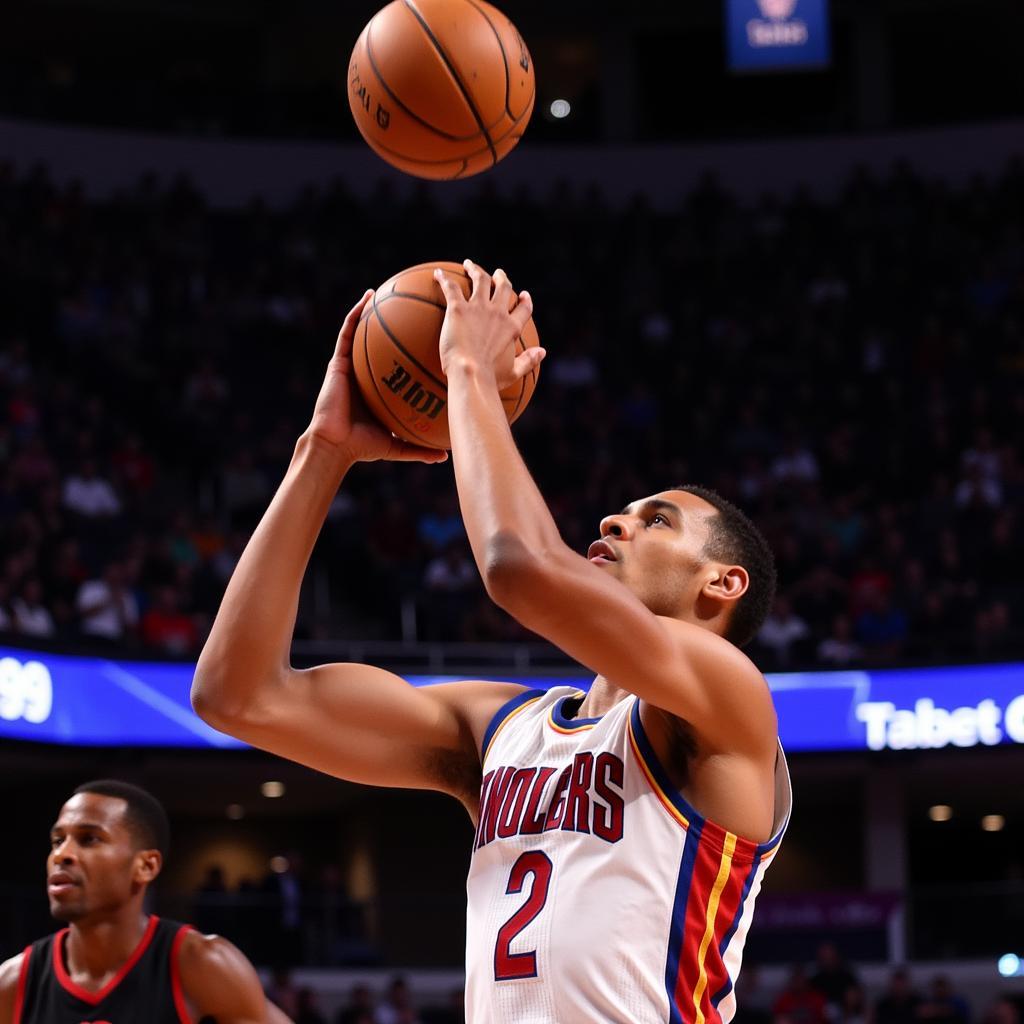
[
  {"x1": 352, "y1": 262, "x2": 540, "y2": 449},
  {"x1": 347, "y1": 0, "x2": 535, "y2": 180}
]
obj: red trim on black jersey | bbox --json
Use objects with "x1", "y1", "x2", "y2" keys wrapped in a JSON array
[
  {"x1": 52, "y1": 914, "x2": 160, "y2": 1006},
  {"x1": 169, "y1": 924, "x2": 195, "y2": 1024},
  {"x1": 12, "y1": 945, "x2": 31, "y2": 1024}
]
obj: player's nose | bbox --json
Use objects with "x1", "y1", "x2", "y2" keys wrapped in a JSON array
[{"x1": 599, "y1": 513, "x2": 634, "y2": 541}]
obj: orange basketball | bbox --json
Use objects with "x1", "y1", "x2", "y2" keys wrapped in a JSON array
[
  {"x1": 347, "y1": 0, "x2": 535, "y2": 180},
  {"x1": 352, "y1": 262, "x2": 540, "y2": 449}
]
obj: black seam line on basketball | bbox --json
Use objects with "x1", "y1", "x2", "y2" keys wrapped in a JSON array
[
  {"x1": 371, "y1": 290, "x2": 448, "y2": 393},
  {"x1": 363, "y1": 315, "x2": 443, "y2": 449},
  {"x1": 364, "y1": 23, "x2": 479, "y2": 142},
  {"x1": 403, "y1": 0, "x2": 499, "y2": 166},
  {"x1": 376, "y1": 266, "x2": 468, "y2": 299},
  {"x1": 461, "y1": 0, "x2": 512, "y2": 119},
  {"x1": 366, "y1": 111, "x2": 528, "y2": 165}
]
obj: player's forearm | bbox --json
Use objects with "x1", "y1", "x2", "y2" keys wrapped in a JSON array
[
  {"x1": 447, "y1": 360, "x2": 562, "y2": 581},
  {"x1": 192, "y1": 431, "x2": 352, "y2": 721}
]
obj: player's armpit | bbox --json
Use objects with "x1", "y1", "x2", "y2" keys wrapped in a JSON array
[
  {"x1": 485, "y1": 541, "x2": 776, "y2": 754},
  {"x1": 193, "y1": 661, "x2": 526, "y2": 799},
  {"x1": 177, "y1": 933, "x2": 284, "y2": 1024},
  {"x1": 0, "y1": 952, "x2": 26, "y2": 1024}
]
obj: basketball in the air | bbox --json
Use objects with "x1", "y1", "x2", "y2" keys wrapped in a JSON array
[
  {"x1": 347, "y1": 0, "x2": 535, "y2": 180},
  {"x1": 353, "y1": 262, "x2": 540, "y2": 449}
]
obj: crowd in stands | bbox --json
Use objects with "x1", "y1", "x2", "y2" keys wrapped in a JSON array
[
  {"x1": 255, "y1": 945, "x2": 1020, "y2": 1024},
  {"x1": 1, "y1": 156, "x2": 1022, "y2": 667},
  {"x1": 733, "y1": 945, "x2": 1018, "y2": 1024}
]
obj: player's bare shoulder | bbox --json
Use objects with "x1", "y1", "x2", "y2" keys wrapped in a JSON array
[
  {"x1": 656, "y1": 614, "x2": 778, "y2": 751},
  {"x1": 423, "y1": 679, "x2": 532, "y2": 805},
  {"x1": 0, "y1": 950, "x2": 26, "y2": 1024}
]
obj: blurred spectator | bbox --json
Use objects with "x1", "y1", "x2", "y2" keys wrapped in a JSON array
[
  {"x1": 817, "y1": 615, "x2": 862, "y2": 667},
  {"x1": 757, "y1": 597, "x2": 811, "y2": 667},
  {"x1": 337, "y1": 984, "x2": 376, "y2": 1024},
  {"x1": 76, "y1": 561, "x2": 139, "y2": 643},
  {"x1": 733, "y1": 965, "x2": 773, "y2": 1024},
  {"x1": 296, "y1": 988, "x2": 329, "y2": 1024},
  {"x1": 421, "y1": 541, "x2": 478, "y2": 641},
  {"x1": 266, "y1": 967, "x2": 300, "y2": 1020},
  {"x1": 141, "y1": 584, "x2": 200, "y2": 654},
  {"x1": 809, "y1": 943, "x2": 860, "y2": 1011},
  {"x1": 421, "y1": 989, "x2": 465, "y2": 1024},
  {"x1": 840, "y1": 986, "x2": 871, "y2": 1024},
  {"x1": 875, "y1": 969, "x2": 921, "y2": 1024},
  {"x1": 916, "y1": 976, "x2": 969, "y2": 1024},
  {"x1": 62, "y1": 458, "x2": 122, "y2": 518},
  {"x1": 855, "y1": 592, "x2": 909, "y2": 662},
  {"x1": 375, "y1": 976, "x2": 422, "y2": 1024},
  {"x1": 11, "y1": 578, "x2": 56, "y2": 638},
  {"x1": 773, "y1": 965, "x2": 827, "y2": 1024},
  {"x1": 981, "y1": 999, "x2": 1019, "y2": 1024}
]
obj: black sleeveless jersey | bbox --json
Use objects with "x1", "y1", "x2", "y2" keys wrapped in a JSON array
[{"x1": 14, "y1": 915, "x2": 193, "y2": 1024}]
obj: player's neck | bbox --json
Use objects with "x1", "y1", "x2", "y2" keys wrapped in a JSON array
[
  {"x1": 578, "y1": 676, "x2": 628, "y2": 719},
  {"x1": 65, "y1": 907, "x2": 151, "y2": 982}
]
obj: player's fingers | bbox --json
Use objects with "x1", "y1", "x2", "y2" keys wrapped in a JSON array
[
  {"x1": 509, "y1": 290, "x2": 534, "y2": 334},
  {"x1": 434, "y1": 269, "x2": 465, "y2": 308},
  {"x1": 492, "y1": 267, "x2": 514, "y2": 307},
  {"x1": 463, "y1": 258, "x2": 491, "y2": 300},
  {"x1": 386, "y1": 437, "x2": 450, "y2": 463},
  {"x1": 512, "y1": 346, "x2": 546, "y2": 380},
  {"x1": 334, "y1": 289, "x2": 374, "y2": 358}
]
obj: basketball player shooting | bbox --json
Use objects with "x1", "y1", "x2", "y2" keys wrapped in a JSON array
[
  {"x1": 0, "y1": 781, "x2": 292, "y2": 1024},
  {"x1": 191, "y1": 263, "x2": 791, "y2": 1024}
]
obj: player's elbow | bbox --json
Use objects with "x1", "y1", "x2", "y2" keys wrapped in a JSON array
[
  {"x1": 482, "y1": 532, "x2": 552, "y2": 614},
  {"x1": 190, "y1": 655, "x2": 277, "y2": 733}
]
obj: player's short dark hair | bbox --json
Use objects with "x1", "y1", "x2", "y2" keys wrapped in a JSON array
[
  {"x1": 675, "y1": 485, "x2": 777, "y2": 649},
  {"x1": 73, "y1": 780, "x2": 170, "y2": 858}
]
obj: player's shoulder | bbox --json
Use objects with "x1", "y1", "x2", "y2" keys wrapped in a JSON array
[
  {"x1": 0, "y1": 950, "x2": 25, "y2": 989},
  {"x1": 174, "y1": 930, "x2": 266, "y2": 1019},
  {"x1": 175, "y1": 929, "x2": 246, "y2": 974},
  {"x1": 0, "y1": 950, "x2": 27, "y2": 1021},
  {"x1": 422, "y1": 679, "x2": 540, "y2": 769}
]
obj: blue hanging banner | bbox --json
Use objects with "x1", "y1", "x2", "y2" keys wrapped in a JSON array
[
  {"x1": 1, "y1": 646, "x2": 1022, "y2": 753},
  {"x1": 726, "y1": 0, "x2": 831, "y2": 72}
]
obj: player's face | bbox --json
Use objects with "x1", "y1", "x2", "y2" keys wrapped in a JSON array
[
  {"x1": 47, "y1": 793, "x2": 157, "y2": 922},
  {"x1": 590, "y1": 490, "x2": 720, "y2": 618}
]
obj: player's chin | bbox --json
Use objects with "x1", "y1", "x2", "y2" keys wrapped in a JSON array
[{"x1": 48, "y1": 896, "x2": 86, "y2": 921}]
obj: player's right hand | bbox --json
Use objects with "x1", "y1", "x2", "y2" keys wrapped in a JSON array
[{"x1": 307, "y1": 290, "x2": 448, "y2": 465}]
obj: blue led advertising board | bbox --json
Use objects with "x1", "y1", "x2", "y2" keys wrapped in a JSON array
[
  {"x1": 1, "y1": 646, "x2": 1022, "y2": 754},
  {"x1": 726, "y1": 0, "x2": 831, "y2": 72}
]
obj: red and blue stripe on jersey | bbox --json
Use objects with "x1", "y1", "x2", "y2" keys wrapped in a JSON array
[{"x1": 628, "y1": 701, "x2": 783, "y2": 1024}]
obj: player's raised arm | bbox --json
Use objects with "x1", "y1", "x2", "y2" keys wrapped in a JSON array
[
  {"x1": 190, "y1": 291, "x2": 521, "y2": 797},
  {"x1": 438, "y1": 261, "x2": 776, "y2": 756}
]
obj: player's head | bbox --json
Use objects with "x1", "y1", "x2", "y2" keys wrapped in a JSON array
[
  {"x1": 591, "y1": 485, "x2": 775, "y2": 647},
  {"x1": 47, "y1": 779, "x2": 170, "y2": 922}
]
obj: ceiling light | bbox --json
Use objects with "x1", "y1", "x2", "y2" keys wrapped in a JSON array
[
  {"x1": 226, "y1": 803, "x2": 245, "y2": 820},
  {"x1": 549, "y1": 99, "x2": 571, "y2": 119},
  {"x1": 261, "y1": 781, "x2": 285, "y2": 798},
  {"x1": 997, "y1": 953, "x2": 1021, "y2": 978},
  {"x1": 981, "y1": 814, "x2": 1005, "y2": 832},
  {"x1": 928, "y1": 805, "x2": 953, "y2": 822},
  {"x1": 269, "y1": 855, "x2": 289, "y2": 874}
]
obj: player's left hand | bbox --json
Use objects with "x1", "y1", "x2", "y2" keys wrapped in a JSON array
[{"x1": 435, "y1": 259, "x2": 545, "y2": 388}]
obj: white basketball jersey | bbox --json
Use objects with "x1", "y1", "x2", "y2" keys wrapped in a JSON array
[{"x1": 465, "y1": 686, "x2": 791, "y2": 1024}]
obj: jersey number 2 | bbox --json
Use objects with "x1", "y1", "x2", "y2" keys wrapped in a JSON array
[{"x1": 494, "y1": 851, "x2": 553, "y2": 981}]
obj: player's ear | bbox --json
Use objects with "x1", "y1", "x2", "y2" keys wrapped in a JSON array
[
  {"x1": 704, "y1": 565, "x2": 749, "y2": 605},
  {"x1": 135, "y1": 849, "x2": 163, "y2": 885}
]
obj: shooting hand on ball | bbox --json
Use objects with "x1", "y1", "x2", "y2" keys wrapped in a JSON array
[
  {"x1": 435, "y1": 260, "x2": 545, "y2": 388},
  {"x1": 308, "y1": 289, "x2": 448, "y2": 464}
]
